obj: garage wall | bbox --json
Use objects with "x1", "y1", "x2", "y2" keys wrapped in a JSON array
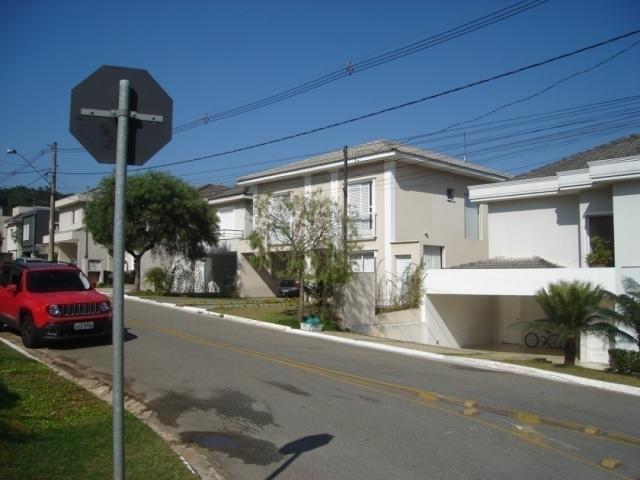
[
  {"x1": 425, "y1": 294, "x2": 498, "y2": 348},
  {"x1": 236, "y1": 252, "x2": 277, "y2": 297}
]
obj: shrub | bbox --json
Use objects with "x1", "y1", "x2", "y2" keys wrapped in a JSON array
[
  {"x1": 277, "y1": 317, "x2": 300, "y2": 329},
  {"x1": 586, "y1": 236, "x2": 613, "y2": 267},
  {"x1": 145, "y1": 267, "x2": 171, "y2": 294},
  {"x1": 608, "y1": 348, "x2": 640, "y2": 375}
]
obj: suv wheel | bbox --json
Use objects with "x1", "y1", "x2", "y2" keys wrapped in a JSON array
[{"x1": 21, "y1": 314, "x2": 41, "y2": 349}]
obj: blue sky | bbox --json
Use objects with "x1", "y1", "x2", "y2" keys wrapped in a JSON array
[{"x1": 1, "y1": 0, "x2": 639, "y2": 194}]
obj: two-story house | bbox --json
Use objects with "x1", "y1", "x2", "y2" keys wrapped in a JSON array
[
  {"x1": 424, "y1": 134, "x2": 640, "y2": 365},
  {"x1": 206, "y1": 140, "x2": 510, "y2": 299},
  {"x1": 41, "y1": 192, "x2": 122, "y2": 284},
  {"x1": 2, "y1": 206, "x2": 52, "y2": 259},
  {"x1": 198, "y1": 184, "x2": 254, "y2": 294}
]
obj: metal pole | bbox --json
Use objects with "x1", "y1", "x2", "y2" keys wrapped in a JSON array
[
  {"x1": 48, "y1": 142, "x2": 57, "y2": 261},
  {"x1": 112, "y1": 79, "x2": 130, "y2": 480},
  {"x1": 342, "y1": 146, "x2": 348, "y2": 266}
]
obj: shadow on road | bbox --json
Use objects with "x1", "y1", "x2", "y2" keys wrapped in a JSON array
[
  {"x1": 0, "y1": 324, "x2": 137, "y2": 350},
  {"x1": 265, "y1": 433, "x2": 334, "y2": 480},
  {"x1": 49, "y1": 328, "x2": 138, "y2": 350}
]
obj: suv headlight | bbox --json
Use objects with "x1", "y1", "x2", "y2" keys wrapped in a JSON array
[
  {"x1": 99, "y1": 302, "x2": 111, "y2": 313},
  {"x1": 48, "y1": 304, "x2": 61, "y2": 316}
]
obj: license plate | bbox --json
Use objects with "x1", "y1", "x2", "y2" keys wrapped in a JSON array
[{"x1": 74, "y1": 321, "x2": 94, "y2": 331}]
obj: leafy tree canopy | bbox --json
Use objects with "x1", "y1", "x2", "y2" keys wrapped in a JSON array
[
  {"x1": 85, "y1": 171, "x2": 218, "y2": 291},
  {"x1": 603, "y1": 277, "x2": 640, "y2": 348},
  {"x1": 249, "y1": 190, "x2": 359, "y2": 323},
  {"x1": 0, "y1": 186, "x2": 64, "y2": 215},
  {"x1": 533, "y1": 280, "x2": 628, "y2": 365}
]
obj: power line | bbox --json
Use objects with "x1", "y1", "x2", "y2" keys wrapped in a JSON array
[
  {"x1": 56, "y1": 93, "x2": 640, "y2": 185},
  {"x1": 403, "y1": 39, "x2": 640, "y2": 142},
  {"x1": 172, "y1": 0, "x2": 549, "y2": 133},
  {"x1": 139, "y1": 29, "x2": 640, "y2": 171},
  {"x1": 57, "y1": 30, "x2": 640, "y2": 182}
]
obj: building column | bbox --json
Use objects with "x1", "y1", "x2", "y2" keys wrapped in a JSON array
[{"x1": 384, "y1": 160, "x2": 397, "y2": 303}]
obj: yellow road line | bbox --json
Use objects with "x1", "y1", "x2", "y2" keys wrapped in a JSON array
[{"x1": 129, "y1": 319, "x2": 637, "y2": 479}]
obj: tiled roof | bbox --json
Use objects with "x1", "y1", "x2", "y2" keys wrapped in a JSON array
[
  {"x1": 449, "y1": 256, "x2": 561, "y2": 269},
  {"x1": 199, "y1": 184, "x2": 249, "y2": 201},
  {"x1": 515, "y1": 134, "x2": 640, "y2": 180},
  {"x1": 237, "y1": 140, "x2": 510, "y2": 183}
]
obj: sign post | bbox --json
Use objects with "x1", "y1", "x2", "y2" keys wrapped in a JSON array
[{"x1": 70, "y1": 66, "x2": 172, "y2": 480}]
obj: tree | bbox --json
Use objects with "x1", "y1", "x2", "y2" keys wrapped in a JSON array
[
  {"x1": 85, "y1": 171, "x2": 218, "y2": 291},
  {"x1": 249, "y1": 190, "x2": 358, "y2": 324},
  {"x1": 532, "y1": 280, "x2": 628, "y2": 365},
  {"x1": 603, "y1": 277, "x2": 640, "y2": 348}
]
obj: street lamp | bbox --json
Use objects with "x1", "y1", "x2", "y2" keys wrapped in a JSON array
[{"x1": 6, "y1": 145, "x2": 57, "y2": 261}]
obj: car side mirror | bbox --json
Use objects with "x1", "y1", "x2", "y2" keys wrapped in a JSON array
[
  {"x1": 6, "y1": 284, "x2": 18, "y2": 295},
  {"x1": 90, "y1": 281, "x2": 97, "y2": 289}
]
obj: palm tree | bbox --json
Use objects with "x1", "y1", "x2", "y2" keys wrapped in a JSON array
[
  {"x1": 533, "y1": 280, "x2": 627, "y2": 365},
  {"x1": 603, "y1": 277, "x2": 640, "y2": 349}
]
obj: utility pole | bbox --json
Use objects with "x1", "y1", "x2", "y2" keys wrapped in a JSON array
[
  {"x1": 48, "y1": 142, "x2": 57, "y2": 261},
  {"x1": 342, "y1": 146, "x2": 348, "y2": 263},
  {"x1": 463, "y1": 131, "x2": 468, "y2": 162}
]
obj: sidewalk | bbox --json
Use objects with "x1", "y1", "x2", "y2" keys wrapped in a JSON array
[{"x1": 320, "y1": 330, "x2": 565, "y2": 364}]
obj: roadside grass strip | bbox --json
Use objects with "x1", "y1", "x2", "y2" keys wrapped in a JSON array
[
  {"x1": 130, "y1": 319, "x2": 640, "y2": 479},
  {"x1": 0, "y1": 342, "x2": 195, "y2": 480}
]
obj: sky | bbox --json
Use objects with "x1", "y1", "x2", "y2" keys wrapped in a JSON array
[{"x1": 1, "y1": 0, "x2": 639, "y2": 195}]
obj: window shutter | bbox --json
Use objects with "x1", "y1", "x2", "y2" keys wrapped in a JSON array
[
  {"x1": 464, "y1": 193, "x2": 479, "y2": 240},
  {"x1": 348, "y1": 181, "x2": 373, "y2": 234}
]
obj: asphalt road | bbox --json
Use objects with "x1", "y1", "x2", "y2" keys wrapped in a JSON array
[{"x1": 7, "y1": 299, "x2": 640, "y2": 479}]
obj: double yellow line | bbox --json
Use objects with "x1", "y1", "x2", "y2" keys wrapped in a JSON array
[{"x1": 129, "y1": 319, "x2": 639, "y2": 479}]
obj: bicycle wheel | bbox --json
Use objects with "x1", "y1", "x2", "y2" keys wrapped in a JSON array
[
  {"x1": 524, "y1": 332, "x2": 539, "y2": 348},
  {"x1": 547, "y1": 334, "x2": 561, "y2": 349}
]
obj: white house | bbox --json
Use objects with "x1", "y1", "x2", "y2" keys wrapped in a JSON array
[{"x1": 424, "y1": 134, "x2": 640, "y2": 365}]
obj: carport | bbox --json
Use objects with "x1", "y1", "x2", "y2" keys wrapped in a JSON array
[{"x1": 423, "y1": 264, "x2": 616, "y2": 364}]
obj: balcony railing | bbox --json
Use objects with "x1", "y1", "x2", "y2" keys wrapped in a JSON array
[{"x1": 218, "y1": 228, "x2": 245, "y2": 240}]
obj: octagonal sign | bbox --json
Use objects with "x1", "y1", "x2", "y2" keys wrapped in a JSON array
[{"x1": 69, "y1": 65, "x2": 173, "y2": 165}]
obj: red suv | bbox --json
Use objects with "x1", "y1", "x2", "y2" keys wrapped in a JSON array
[{"x1": 0, "y1": 260, "x2": 112, "y2": 348}]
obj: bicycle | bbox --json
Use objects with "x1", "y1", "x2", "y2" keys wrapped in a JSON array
[{"x1": 524, "y1": 330, "x2": 563, "y2": 349}]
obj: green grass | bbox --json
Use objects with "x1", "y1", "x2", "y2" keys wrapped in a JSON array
[
  {"x1": 128, "y1": 291, "x2": 287, "y2": 308},
  {"x1": 500, "y1": 359, "x2": 640, "y2": 387},
  {"x1": 216, "y1": 305, "x2": 299, "y2": 328},
  {"x1": 0, "y1": 343, "x2": 194, "y2": 480}
]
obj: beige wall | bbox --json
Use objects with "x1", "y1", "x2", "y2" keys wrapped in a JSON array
[
  {"x1": 237, "y1": 252, "x2": 277, "y2": 297},
  {"x1": 238, "y1": 157, "x2": 500, "y2": 298},
  {"x1": 395, "y1": 165, "x2": 489, "y2": 267},
  {"x1": 340, "y1": 272, "x2": 376, "y2": 329}
]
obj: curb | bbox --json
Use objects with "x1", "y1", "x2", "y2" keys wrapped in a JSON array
[{"x1": 124, "y1": 295, "x2": 640, "y2": 398}]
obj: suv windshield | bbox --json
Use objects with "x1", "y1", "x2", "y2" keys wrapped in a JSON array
[{"x1": 27, "y1": 270, "x2": 91, "y2": 293}]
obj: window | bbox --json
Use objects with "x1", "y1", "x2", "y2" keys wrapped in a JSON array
[
  {"x1": 22, "y1": 223, "x2": 30, "y2": 241},
  {"x1": 423, "y1": 245, "x2": 443, "y2": 269},
  {"x1": 446, "y1": 188, "x2": 455, "y2": 201},
  {"x1": 395, "y1": 255, "x2": 412, "y2": 291},
  {"x1": 88, "y1": 260, "x2": 102, "y2": 272},
  {"x1": 464, "y1": 193, "x2": 479, "y2": 240},
  {"x1": 27, "y1": 270, "x2": 90, "y2": 293},
  {"x1": 587, "y1": 214, "x2": 614, "y2": 265},
  {"x1": 351, "y1": 252, "x2": 375, "y2": 273},
  {"x1": 348, "y1": 181, "x2": 373, "y2": 236}
]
